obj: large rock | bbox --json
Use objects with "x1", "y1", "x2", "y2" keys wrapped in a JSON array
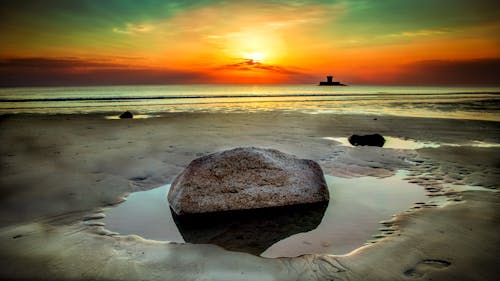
[
  {"x1": 167, "y1": 147, "x2": 329, "y2": 215},
  {"x1": 348, "y1": 133, "x2": 386, "y2": 147}
]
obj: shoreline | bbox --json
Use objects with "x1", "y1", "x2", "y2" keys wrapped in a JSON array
[
  {"x1": 2, "y1": 108, "x2": 500, "y2": 123},
  {"x1": 0, "y1": 111, "x2": 498, "y2": 280}
]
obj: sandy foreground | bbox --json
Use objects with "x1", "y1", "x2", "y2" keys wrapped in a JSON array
[{"x1": 0, "y1": 112, "x2": 499, "y2": 280}]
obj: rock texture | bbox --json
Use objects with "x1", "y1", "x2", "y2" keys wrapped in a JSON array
[
  {"x1": 348, "y1": 133, "x2": 386, "y2": 147},
  {"x1": 168, "y1": 147, "x2": 329, "y2": 215}
]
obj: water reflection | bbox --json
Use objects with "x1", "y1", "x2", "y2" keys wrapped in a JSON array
[
  {"x1": 262, "y1": 172, "x2": 428, "y2": 257},
  {"x1": 323, "y1": 136, "x2": 440, "y2": 149},
  {"x1": 101, "y1": 172, "x2": 428, "y2": 257},
  {"x1": 171, "y1": 202, "x2": 328, "y2": 255},
  {"x1": 323, "y1": 137, "x2": 500, "y2": 149},
  {"x1": 101, "y1": 184, "x2": 184, "y2": 242},
  {"x1": 2, "y1": 85, "x2": 499, "y2": 121},
  {"x1": 104, "y1": 114, "x2": 159, "y2": 119}
]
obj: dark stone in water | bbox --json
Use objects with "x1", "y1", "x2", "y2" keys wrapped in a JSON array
[
  {"x1": 170, "y1": 201, "x2": 328, "y2": 255},
  {"x1": 119, "y1": 111, "x2": 133, "y2": 119},
  {"x1": 348, "y1": 134, "x2": 386, "y2": 147}
]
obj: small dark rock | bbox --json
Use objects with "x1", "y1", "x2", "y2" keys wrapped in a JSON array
[
  {"x1": 119, "y1": 111, "x2": 133, "y2": 119},
  {"x1": 348, "y1": 134, "x2": 386, "y2": 147}
]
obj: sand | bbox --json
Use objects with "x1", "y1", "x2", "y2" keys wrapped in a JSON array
[{"x1": 0, "y1": 112, "x2": 499, "y2": 280}]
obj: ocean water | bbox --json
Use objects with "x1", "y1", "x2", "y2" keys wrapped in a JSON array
[{"x1": 0, "y1": 85, "x2": 499, "y2": 121}]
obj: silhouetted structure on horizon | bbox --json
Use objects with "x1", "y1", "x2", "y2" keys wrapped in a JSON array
[{"x1": 319, "y1": 75, "x2": 346, "y2": 86}]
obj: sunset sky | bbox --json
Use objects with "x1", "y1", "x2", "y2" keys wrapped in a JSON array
[{"x1": 1, "y1": 0, "x2": 499, "y2": 86}]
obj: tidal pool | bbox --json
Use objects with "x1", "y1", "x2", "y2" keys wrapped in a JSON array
[
  {"x1": 105, "y1": 114, "x2": 160, "y2": 119},
  {"x1": 323, "y1": 136, "x2": 499, "y2": 149},
  {"x1": 323, "y1": 136, "x2": 440, "y2": 149},
  {"x1": 101, "y1": 172, "x2": 428, "y2": 257}
]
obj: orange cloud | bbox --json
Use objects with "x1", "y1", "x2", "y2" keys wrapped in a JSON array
[{"x1": 215, "y1": 59, "x2": 301, "y2": 74}]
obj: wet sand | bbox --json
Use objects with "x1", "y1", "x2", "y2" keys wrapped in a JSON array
[{"x1": 0, "y1": 112, "x2": 499, "y2": 280}]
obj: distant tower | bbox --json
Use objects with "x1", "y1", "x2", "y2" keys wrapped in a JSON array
[{"x1": 319, "y1": 74, "x2": 346, "y2": 86}]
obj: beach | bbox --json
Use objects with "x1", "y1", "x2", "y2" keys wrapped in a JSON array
[
  {"x1": 3, "y1": 0, "x2": 500, "y2": 279},
  {"x1": 0, "y1": 111, "x2": 498, "y2": 280}
]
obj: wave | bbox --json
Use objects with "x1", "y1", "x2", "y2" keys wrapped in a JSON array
[{"x1": 1, "y1": 92, "x2": 498, "y2": 103}]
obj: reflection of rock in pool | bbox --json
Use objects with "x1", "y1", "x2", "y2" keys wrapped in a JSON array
[{"x1": 171, "y1": 202, "x2": 328, "y2": 255}]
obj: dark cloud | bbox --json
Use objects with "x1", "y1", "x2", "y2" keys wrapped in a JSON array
[
  {"x1": 0, "y1": 57, "x2": 211, "y2": 86},
  {"x1": 216, "y1": 59, "x2": 302, "y2": 75},
  {"x1": 0, "y1": 57, "x2": 316, "y2": 86},
  {"x1": 396, "y1": 58, "x2": 500, "y2": 85},
  {"x1": 0, "y1": 57, "x2": 124, "y2": 69}
]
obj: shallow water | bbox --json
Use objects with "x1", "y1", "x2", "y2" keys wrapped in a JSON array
[
  {"x1": 104, "y1": 114, "x2": 160, "y2": 119},
  {"x1": 323, "y1": 137, "x2": 499, "y2": 149},
  {"x1": 102, "y1": 171, "x2": 428, "y2": 257},
  {"x1": 1, "y1": 85, "x2": 499, "y2": 121},
  {"x1": 262, "y1": 172, "x2": 428, "y2": 257},
  {"x1": 323, "y1": 136, "x2": 440, "y2": 149},
  {"x1": 102, "y1": 184, "x2": 184, "y2": 242}
]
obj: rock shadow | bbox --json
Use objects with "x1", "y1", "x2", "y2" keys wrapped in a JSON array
[{"x1": 171, "y1": 202, "x2": 328, "y2": 256}]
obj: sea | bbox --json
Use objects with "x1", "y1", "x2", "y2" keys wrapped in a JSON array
[{"x1": 0, "y1": 85, "x2": 499, "y2": 121}]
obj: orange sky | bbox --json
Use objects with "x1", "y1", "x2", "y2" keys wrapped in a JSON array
[{"x1": 1, "y1": 0, "x2": 499, "y2": 86}]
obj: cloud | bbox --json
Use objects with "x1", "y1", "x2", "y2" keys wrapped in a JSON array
[
  {"x1": 215, "y1": 59, "x2": 302, "y2": 75},
  {"x1": 395, "y1": 58, "x2": 500, "y2": 85},
  {"x1": 0, "y1": 57, "x2": 316, "y2": 86},
  {"x1": 212, "y1": 59, "x2": 315, "y2": 83},
  {"x1": 386, "y1": 28, "x2": 451, "y2": 38},
  {"x1": 0, "y1": 57, "x2": 211, "y2": 86},
  {"x1": 112, "y1": 23, "x2": 155, "y2": 34},
  {"x1": 0, "y1": 57, "x2": 124, "y2": 69}
]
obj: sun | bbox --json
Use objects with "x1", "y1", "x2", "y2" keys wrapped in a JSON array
[{"x1": 244, "y1": 51, "x2": 265, "y2": 63}]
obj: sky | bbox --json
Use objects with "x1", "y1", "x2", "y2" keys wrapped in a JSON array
[{"x1": 0, "y1": 0, "x2": 499, "y2": 86}]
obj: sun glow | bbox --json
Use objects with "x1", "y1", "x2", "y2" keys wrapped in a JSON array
[{"x1": 244, "y1": 51, "x2": 265, "y2": 63}]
